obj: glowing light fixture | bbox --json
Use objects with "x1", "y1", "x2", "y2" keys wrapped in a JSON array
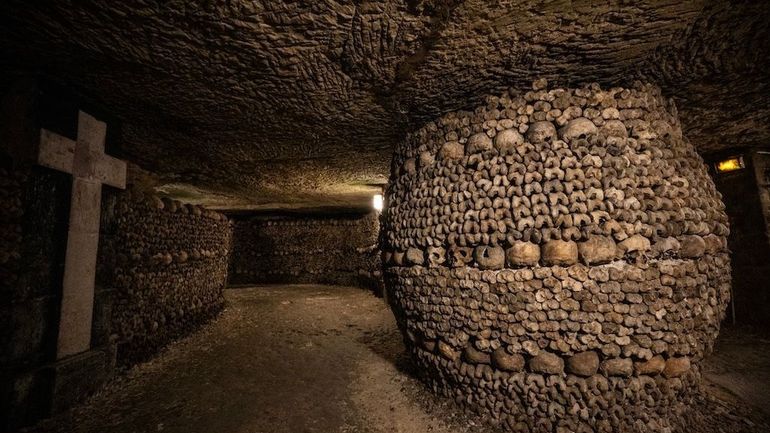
[
  {"x1": 373, "y1": 194, "x2": 384, "y2": 211},
  {"x1": 715, "y1": 156, "x2": 744, "y2": 173}
]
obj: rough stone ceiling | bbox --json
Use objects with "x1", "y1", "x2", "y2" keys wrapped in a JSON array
[{"x1": 1, "y1": 1, "x2": 768, "y2": 210}]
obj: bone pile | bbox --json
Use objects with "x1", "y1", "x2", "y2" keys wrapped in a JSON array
[
  {"x1": 381, "y1": 80, "x2": 731, "y2": 432},
  {"x1": 103, "y1": 190, "x2": 233, "y2": 365},
  {"x1": 229, "y1": 214, "x2": 381, "y2": 288}
]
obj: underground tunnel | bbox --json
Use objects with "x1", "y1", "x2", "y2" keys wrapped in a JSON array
[{"x1": 1, "y1": 2, "x2": 770, "y2": 433}]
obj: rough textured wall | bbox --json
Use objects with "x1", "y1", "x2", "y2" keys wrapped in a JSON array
[
  {"x1": 229, "y1": 213, "x2": 381, "y2": 290},
  {"x1": 100, "y1": 190, "x2": 233, "y2": 366},
  {"x1": 3, "y1": 2, "x2": 769, "y2": 209},
  {"x1": 382, "y1": 81, "x2": 731, "y2": 432}
]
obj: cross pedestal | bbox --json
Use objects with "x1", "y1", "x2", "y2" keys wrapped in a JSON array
[{"x1": 38, "y1": 111, "x2": 126, "y2": 359}]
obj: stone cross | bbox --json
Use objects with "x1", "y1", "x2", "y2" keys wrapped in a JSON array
[{"x1": 38, "y1": 111, "x2": 127, "y2": 359}]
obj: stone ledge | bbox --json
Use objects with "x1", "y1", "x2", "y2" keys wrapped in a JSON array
[{"x1": 48, "y1": 347, "x2": 113, "y2": 413}]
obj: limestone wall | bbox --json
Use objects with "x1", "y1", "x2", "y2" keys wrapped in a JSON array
[
  {"x1": 382, "y1": 81, "x2": 731, "y2": 432},
  {"x1": 229, "y1": 213, "x2": 381, "y2": 290},
  {"x1": 100, "y1": 190, "x2": 233, "y2": 366}
]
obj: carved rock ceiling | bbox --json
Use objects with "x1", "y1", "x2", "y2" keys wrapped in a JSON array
[{"x1": 1, "y1": 1, "x2": 768, "y2": 210}]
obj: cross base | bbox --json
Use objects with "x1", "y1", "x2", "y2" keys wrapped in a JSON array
[{"x1": 48, "y1": 347, "x2": 113, "y2": 413}]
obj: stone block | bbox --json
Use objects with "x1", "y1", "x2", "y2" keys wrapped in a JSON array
[{"x1": 49, "y1": 348, "x2": 111, "y2": 413}]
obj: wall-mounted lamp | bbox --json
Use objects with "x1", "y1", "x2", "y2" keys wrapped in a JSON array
[
  {"x1": 373, "y1": 194, "x2": 384, "y2": 211},
  {"x1": 715, "y1": 156, "x2": 745, "y2": 174}
]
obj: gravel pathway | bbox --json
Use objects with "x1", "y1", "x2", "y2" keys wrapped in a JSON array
[{"x1": 22, "y1": 285, "x2": 770, "y2": 433}]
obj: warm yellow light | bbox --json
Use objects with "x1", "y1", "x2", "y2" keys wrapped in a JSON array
[
  {"x1": 715, "y1": 156, "x2": 744, "y2": 173},
  {"x1": 373, "y1": 194, "x2": 384, "y2": 211}
]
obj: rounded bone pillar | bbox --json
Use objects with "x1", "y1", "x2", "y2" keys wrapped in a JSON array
[{"x1": 382, "y1": 81, "x2": 731, "y2": 432}]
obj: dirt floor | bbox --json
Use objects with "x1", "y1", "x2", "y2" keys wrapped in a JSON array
[
  {"x1": 704, "y1": 327, "x2": 770, "y2": 417},
  {"x1": 22, "y1": 285, "x2": 770, "y2": 433}
]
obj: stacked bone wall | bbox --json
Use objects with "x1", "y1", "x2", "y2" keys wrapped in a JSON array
[
  {"x1": 0, "y1": 166, "x2": 29, "y2": 323},
  {"x1": 0, "y1": 166, "x2": 24, "y2": 295},
  {"x1": 0, "y1": 164, "x2": 42, "y2": 426},
  {"x1": 0, "y1": 163, "x2": 75, "y2": 428},
  {"x1": 229, "y1": 213, "x2": 381, "y2": 290},
  {"x1": 382, "y1": 80, "x2": 731, "y2": 432},
  {"x1": 100, "y1": 190, "x2": 233, "y2": 366}
]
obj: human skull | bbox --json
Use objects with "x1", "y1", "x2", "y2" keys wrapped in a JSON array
[
  {"x1": 601, "y1": 120, "x2": 628, "y2": 138},
  {"x1": 559, "y1": 117, "x2": 598, "y2": 143},
  {"x1": 426, "y1": 246, "x2": 446, "y2": 267},
  {"x1": 419, "y1": 151, "x2": 435, "y2": 168},
  {"x1": 466, "y1": 132, "x2": 493, "y2": 154},
  {"x1": 494, "y1": 129, "x2": 524, "y2": 155},
  {"x1": 404, "y1": 158, "x2": 417, "y2": 176},
  {"x1": 526, "y1": 121, "x2": 557, "y2": 144},
  {"x1": 439, "y1": 141, "x2": 464, "y2": 160}
]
